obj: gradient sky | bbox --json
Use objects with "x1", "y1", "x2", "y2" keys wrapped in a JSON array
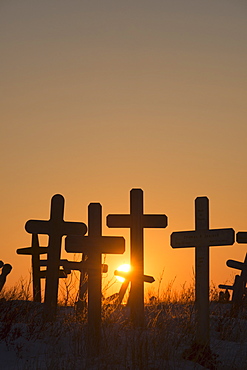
[{"x1": 1, "y1": 1, "x2": 247, "y2": 297}]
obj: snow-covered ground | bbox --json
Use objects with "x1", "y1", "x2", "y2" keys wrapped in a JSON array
[{"x1": 0, "y1": 299, "x2": 246, "y2": 369}]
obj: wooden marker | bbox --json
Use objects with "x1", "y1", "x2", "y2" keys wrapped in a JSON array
[
  {"x1": 171, "y1": 197, "x2": 234, "y2": 349},
  {"x1": 65, "y1": 203, "x2": 125, "y2": 355},
  {"x1": 17, "y1": 234, "x2": 47, "y2": 302},
  {"x1": 107, "y1": 188, "x2": 167, "y2": 326},
  {"x1": 25, "y1": 194, "x2": 87, "y2": 320}
]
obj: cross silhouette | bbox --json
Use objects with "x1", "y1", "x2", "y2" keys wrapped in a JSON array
[
  {"x1": 17, "y1": 234, "x2": 47, "y2": 302},
  {"x1": 65, "y1": 202, "x2": 125, "y2": 354},
  {"x1": 107, "y1": 188, "x2": 167, "y2": 326},
  {"x1": 25, "y1": 194, "x2": 87, "y2": 320},
  {"x1": 225, "y1": 254, "x2": 247, "y2": 315},
  {"x1": 171, "y1": 196, "x2": 234, "y2": 348}
]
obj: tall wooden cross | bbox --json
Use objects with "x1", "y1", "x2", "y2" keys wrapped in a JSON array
[
  {"x1": 107, "y1": 188, "x2": 168, "y2": 326},
  {"x1": 17, "y1": 234, "x2": 48, "y2": 302},
  {"x1": 65, "y1": 202, "x2": 125, "y2": 354},
  {"x1": 171, "y1": 197, "x2": 234, "y2": 350},
  {"x1": 25, "y1": 194, "x2": 87, "y2": 321}
]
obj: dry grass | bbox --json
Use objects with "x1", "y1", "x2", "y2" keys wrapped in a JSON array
[{"x1": 0, "y1": 279, "x2": 246, "y2": 369}]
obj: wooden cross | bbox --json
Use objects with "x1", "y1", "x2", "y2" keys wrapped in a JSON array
[
  {"x1": 219, "y1": 275, "x2": 245, "y2": 309},
  {"x1": 171, "y1": 197, "x2": 234, "y2": 349},
  {"x1": 65, "y1": 202, "x2": 125, "y2": 354},
  {"x1": 17, "y1": 234, "x2": 48, "y2": 302},
  {"x1": 227, "y1": 254, "x2": 247, "y2": 286},
  {"x1": 25, "y1": 194, "x2": 87, "y2": 320},
  {"x1": 107, "y1": 188, "x2": 167, "y2": 326},
  {"x1": 114, "y1": 270, "x2": 155, "y2": 306},
  {"x1": 220, "y1": 253, "x2": 247, "y2": 315}
]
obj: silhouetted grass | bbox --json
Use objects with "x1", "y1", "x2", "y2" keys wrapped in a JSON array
[{"x1": 0, "y1": 280, "x2": 246, "y2": 369}]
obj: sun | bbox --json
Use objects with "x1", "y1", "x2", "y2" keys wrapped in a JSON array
[{"x1": 115, "y1": 264, "x2": 131, "y2": 283}]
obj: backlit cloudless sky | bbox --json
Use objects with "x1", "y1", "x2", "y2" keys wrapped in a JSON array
[{"x1": 1, "y1": 1, "x2": 247, "y2": 295}]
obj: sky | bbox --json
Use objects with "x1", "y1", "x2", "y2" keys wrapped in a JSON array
[{"x1": 1, "y1": 0, "x2": 247, "y2": 298}]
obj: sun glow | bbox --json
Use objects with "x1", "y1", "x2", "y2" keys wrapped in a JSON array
[{"x1": 116, "y1": 264, "x2": 131, "y2": 283}]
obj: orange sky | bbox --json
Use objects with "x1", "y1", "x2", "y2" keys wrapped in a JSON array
[{"x1": 1, "y1": 1, "x2": 247, "y2": 298}]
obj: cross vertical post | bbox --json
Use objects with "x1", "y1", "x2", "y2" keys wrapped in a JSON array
[
  {"x1": 87, "y1": 203, "x2": 102, "y2": 349},
  {"x1": 107, "y1": 188, "x2": 167, "y2": 326},
  {"x1": 130, "y1": 189, "x2": 144, "y2": 324},
  {"x1": 77, "y1": 253, "x2": 88, "y2": 312},
  {"x1": 17, "y1": 234, "x2": 48, "y2": 302},
  {"x1": 195, "y1": 197, "x2": 210, "y2": 345},
  {"x1": 44, "y1": 195, "x2": 64, "y2": 314},
  {"x1": 171, "y1": 196, "x2": 235, "y2": 356},
  {"x1": 31, "y1": 234, "x2": 42, "y2": 302}
]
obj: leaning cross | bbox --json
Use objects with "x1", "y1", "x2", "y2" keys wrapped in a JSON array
[
  {"x1": 65, "y1": 202, "x2": 125, "y2": 354},
  {"x1": 219, "y1": 275, "x2": 245, "y2": 312},
  {"x1": 114, "y1": 270, "x2": 155, "y2": 306},
  {"x1": 171, "y1": 197, "x2": 234, "y2": 349},
  {"x1": 25, "y1": 194, "x2": 87, "y2": 320},
  {"x1": 226, "y1": 254, "x2": 247, "y2": 283},
  {"x1": 107, "y1": 188, "x2": 167, "y2": 327},
  {"x1": 223, "y1": 253, "x2": 247, "y2": 314}
]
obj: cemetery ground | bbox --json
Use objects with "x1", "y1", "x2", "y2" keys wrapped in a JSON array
[{"x1": 0, "y1": 278, "x2": 247, "y2": 370}]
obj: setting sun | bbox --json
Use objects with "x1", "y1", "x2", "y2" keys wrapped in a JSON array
[{"x1": 115, "y1": 264, "x2": 131, "y2": 283}]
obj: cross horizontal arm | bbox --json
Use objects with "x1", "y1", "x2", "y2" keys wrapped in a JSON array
[
  {"x1": 39, "y1": 259, "x2": 108, "y2": 273},
  {"x1": 236, "y1": 232, "x2": 247, "y2": 244},
  {"x1": 39, "y1": 259, "x2": 83, "y2": 270},
  {"x1": 107, "y1": 215, "x2": 131, "y2": 228},
  {"x1": 65, "y1": 235, "x2": 125, "y2": 254},
  {"x1": 25, "y1": 220, "x2": 50, "y2": 234},
  {"x1": 171, "y1": 228, "x2": 235, "y2": 248},
  {"x1": 218, "y1": 284, "x2": 234, "y2": 290},
  {"x1": 39, "y1": 269, "x2": 70, "y2": 279},
  {"x1": 17, "y1": 246, "x2": 48, "y2": 255},
  {"x1": 25, "y1": 219, "x2": 87, "y2": 236},
  {"x1": 227, "y1": 260, "x2": 247, "y2": 271},
  {"x1": 142, "y1": 215, "x2": 168, "y2": 228},
  {"x1": 63, "y1": 222, "x2": 87, "y2": 236}
]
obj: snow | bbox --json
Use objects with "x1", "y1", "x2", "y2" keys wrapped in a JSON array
[{"x1": 0, "y1": 300, "x2": 246, "y2": 369}]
